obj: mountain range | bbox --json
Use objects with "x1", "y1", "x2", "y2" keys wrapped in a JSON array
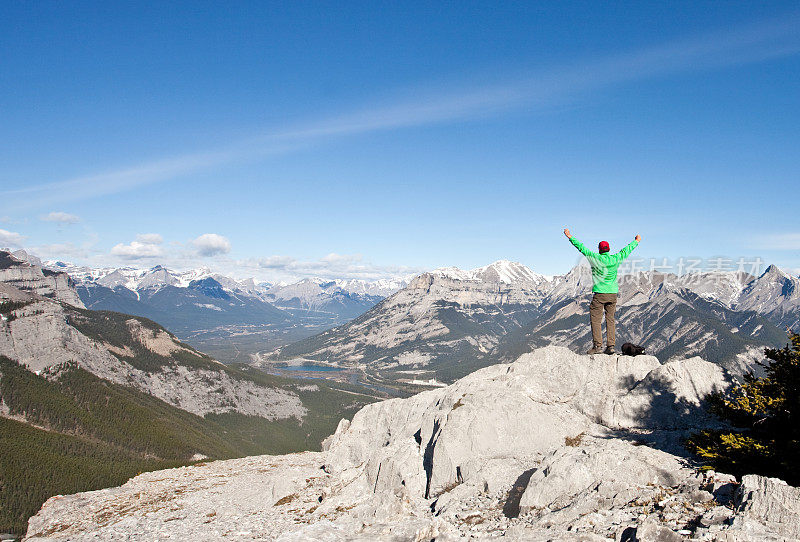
[
  {"x1": 37, "y1": 256, "x2": 408, "y2": 363},
  {"x1": 262, "y1": 259, "x2": 798, "y2": 383},
  {"x1": 11, "y1": 249, "x2": 799, "y2": 386},
  {"x1": 1, "y1": 249, "x2": 375, "y2": 428},
  {"x1": 4, "y1": 248, "x2": 800, "y2": 537}
]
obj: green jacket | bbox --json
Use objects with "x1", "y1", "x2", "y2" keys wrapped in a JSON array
[{"x1": 570, "y1": 237, "x2": 639, "y2": 294}]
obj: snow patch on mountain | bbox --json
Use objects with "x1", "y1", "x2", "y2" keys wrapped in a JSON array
[
  {"x1": 432, "y1": 260, "x2": 549, "y2": 285},
  {"x1": 45, "y1": 259, "x2": 407, "y2": 308}
]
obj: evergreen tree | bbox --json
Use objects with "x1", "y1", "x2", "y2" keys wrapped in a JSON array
[{"x1": 689, "y1": 333, "x2": 800, "y2": 484}]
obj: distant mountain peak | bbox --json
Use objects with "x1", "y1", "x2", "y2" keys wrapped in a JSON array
[
  {"x1": 431, "y1": 260, "x2": 548, "y2": 285},
  {"x1": 11, "y1": 249, "x2": 43, "y2": 267},
  {"x1": 187, "y1": 277, "x2": 229, "y2": 299},
  {"x1": 430, "y1": 266, "x2": 473, "y2": 281},
  {"x1": 473, "y1": 260, "x2": 549, "y2": 285},
  {"x1": 761, "y1": 264, "x2": 789, "y2": 279}
]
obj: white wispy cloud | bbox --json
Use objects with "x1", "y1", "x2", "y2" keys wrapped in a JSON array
[
  {"x1": 0, "y1": 229, "x2": 27, "y2": 247},
  {"x1": 240, "y1": 253, "x2": 423, "y2": 282},
  {"x1": 193, "y1": 233, "x2": 231, "y2": 257},
  {"x1": 32, "y1": 242, "x2": 92, "y2": 261},
  {"x1": 136, "y1": 233, "x2": 164, "y2": 245},
  {"x1": 254, "y1": 255, "x2": 296, "y2": 269},
  {"x1": 41, "y1": 211, "x2": 80, "y2": 224},
  {"x1": 3, "y1": 14, "x2": 799, "y2": 211},
  {"x1": 3, "y1": 149, "x2": 242, "y2": 211}
]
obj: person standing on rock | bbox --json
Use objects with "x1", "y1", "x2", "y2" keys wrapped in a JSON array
[{"x1": 563, "y1": 229, "x2": 641, "y2": 355}]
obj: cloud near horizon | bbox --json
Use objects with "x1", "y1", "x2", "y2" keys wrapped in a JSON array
[
  {"x1": 240, "y1": 252, "x2": 423, "y2": 282},
  {"x1": 32, "y1": 242, "x2": 91, "y2": 261},
  {"x1": 0, "y1": 228, "x2": 27, "y2": 247},
  {"x1": 111, "y1": 233, "x2": 165, "y2": 260},
  {"x1": 193, "y1": 233, "x2": 231, "y2": 257}
]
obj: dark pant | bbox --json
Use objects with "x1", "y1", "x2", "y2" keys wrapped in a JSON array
[{"x1": 590, "y1": 293, "x2": 617, "y2": 348}]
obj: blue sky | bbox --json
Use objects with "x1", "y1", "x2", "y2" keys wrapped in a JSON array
[{"x1": 1, "y1": 1, "x2": 799, "y2": 281}]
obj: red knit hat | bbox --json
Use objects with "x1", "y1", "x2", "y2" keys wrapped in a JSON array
[{"x1": 598, "y1": 241, "x2": 610, "y2": 254}]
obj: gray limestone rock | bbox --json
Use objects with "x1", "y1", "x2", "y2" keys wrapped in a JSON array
[{"x1": 22, "y1": 347, "x2": 800, "y2": 541}]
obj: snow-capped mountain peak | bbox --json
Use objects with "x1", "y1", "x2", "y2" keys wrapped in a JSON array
[
  {"x1": 334, "y1": 277, "x2": 410, "y2": 297},
  {"x1": 473, "y1": 260, "x2": 549, "y2": 285},
  {"x1": 263, "y1": 276, "x2": 409, "y2": 315},
  {"x1": 430, "y1": 266, "x2": 475, "y2": 282},
  {"x1": 431, "y1": 260, "x2": 548, "y2": 286},
  {"x1": 137, "y1": 266, "x2": 180, "y2": 290}
]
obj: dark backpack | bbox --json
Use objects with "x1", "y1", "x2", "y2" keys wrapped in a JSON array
[{"x1": 621, "y1": 342, "x2": 645, "y2": 356}]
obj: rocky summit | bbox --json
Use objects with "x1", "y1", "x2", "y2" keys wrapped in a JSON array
[{"x1": 24, "y1": 346, "x2": 800, "y2": 541}]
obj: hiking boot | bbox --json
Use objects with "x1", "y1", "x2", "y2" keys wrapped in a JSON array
[
  {"x1": 587, "y1": 346, "x2": 603, "y2": 355},
  {"x1": 604, "y1": 346, "x2": 616, "y2": 355}
]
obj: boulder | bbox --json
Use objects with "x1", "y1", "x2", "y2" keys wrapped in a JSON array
[
  {"x1": 324, "y1": 346, "x2": 730, "y2": 500},
  {"x1": 519, "y1": 437, "x2": 688, "y2": 512},
  {"x1": 730, "y1": 474, "x2": 800, "y2": 540}
]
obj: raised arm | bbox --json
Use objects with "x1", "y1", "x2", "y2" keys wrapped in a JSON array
[
  {"x1": 617, "y1": 235, "x2": 641, "y2": 261},
  {"x1": 565, "y1": 229, "x2": 592, "y2": 257}
]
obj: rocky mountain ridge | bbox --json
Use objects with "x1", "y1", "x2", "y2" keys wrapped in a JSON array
[
  {"x1": 1, "y1": 288, "x2": 302, "y2": 422},
  {"x1": 431, "y1": 259, "x2": 550, "y2": 286},
  {"x1": 263, "y1": 260, "x2": 797, "y2": 382},
  {"x1": 0, "y1": 251, "x2": 84, "y2": 308},
  {"x1": 0, "y1": 251, "x2": 320, "y2": 420},
  {"x1": 263, "y1": 277, "x2": 405, "y2": 319},
  {"x1": 24, "y1": 346, "x2": 800, "y2": 541},
  {"x1": 40, "y1": 255, "x2": 408, "y2": 362},
  {"x1": 47, "y1": 258, "x2": 408, "y2": 308}
]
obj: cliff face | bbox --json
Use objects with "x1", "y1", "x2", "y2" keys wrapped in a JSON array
[
  {"x1": 0, "y1": 252, "x2": 305, "y2": 420},
  {"x1": 0, "y1": 297, "x2": 305, "y2": 420},
  {"x1": 24, "y1": 346, "x2": 800, "y2": 541},
  {"x1": 0, "y1": 251, "x2": 84, "y2": 308}
]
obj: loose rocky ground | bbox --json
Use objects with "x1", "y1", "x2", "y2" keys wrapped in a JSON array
[{"x1": 25, "y1": 347, "x2": 800, "y2": 541}]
